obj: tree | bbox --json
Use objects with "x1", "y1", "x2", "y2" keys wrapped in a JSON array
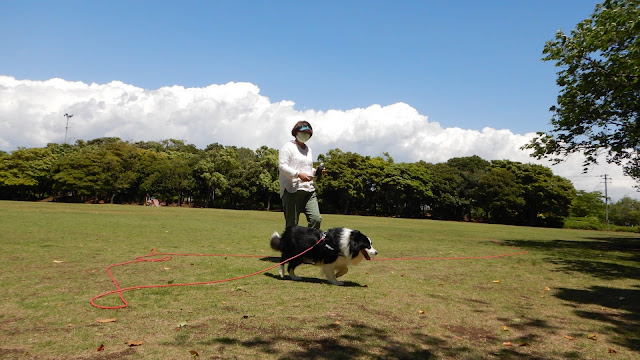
[
  {"x1": 318, "y1": 149, "x2": 367, "y2": 215},
  {"x1": 609, "y1": 196, "x2": 640, "y2": 226},
  {"x1": 426, "y1": 163, "x2": 469, "y2": 220},
  {"x1": 524, "y1": 0, "x2": 640, "y2": 181},
  {"x1": 163, "y1": 151, "x2": 197, "y2": 206},
  {"x1": 358, "y1": 155, "x2": 390, "y2": 215},
  {"x1": 255, "y1": 146, "x2": 279, "y2": 210},
  {"x1": 474, "y1": 161, "x2": 575, "y2": 226},
  {"x1": 570, "y1": 190, "x2": 606, "y2": 218},
  {"x1": 50, "y1": 139, "x2": 145, "y2": 204},
  {"x1": 52, "y1": 145, "x2": 109, "y2": 202},
  {"x1": 447, "y1": 156, "x2": 490, "y2": 220},
  {"x1": 474, "y1": 167, "x2": 524, "y2": 224},
  {"x1": 139, "y1": 150, "x2": 172, "y2": 203},
  {"x1": 195, "y1": 144, "x2": 235, "y2": 207},
  {"x1": 193, "y1": 153, "x2": 227, "y2": 208},
  {"x1": 377, "y1": 162, "x2": 431, "y2": 218},
  {"x1": 0, "y1": 146, "x2": 59, "y2": 200},
  {"x1": 223, "y1": 146, "x2": 260, "y2": 209},
  {"x1": 515, "y1": 162, "x2": 576, "y2": 227},
  {"x1": 102, "y1": 140, "x2": 144, "y2": 204}
]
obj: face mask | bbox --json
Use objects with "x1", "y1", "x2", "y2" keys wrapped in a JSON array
[{"x1": 296, "y1": 133, "x2": 311, "y2": 143}]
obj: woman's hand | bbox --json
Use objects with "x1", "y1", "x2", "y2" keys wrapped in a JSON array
[{"x1": 298, "y1": 173, "x2": 312, "y2": 182}]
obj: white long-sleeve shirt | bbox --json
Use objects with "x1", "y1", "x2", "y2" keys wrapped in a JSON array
[{"x1": 278, "y1": 140, "x2": 316, "y2": 197}]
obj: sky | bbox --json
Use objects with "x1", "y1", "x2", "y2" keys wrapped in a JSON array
[{"x1": 0, "y1": 0, "x2": 637, "y2": 201}]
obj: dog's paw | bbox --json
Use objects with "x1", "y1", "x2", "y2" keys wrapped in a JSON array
[
  {"x1": 335, "y1": 267, "x2": 348, "y2": 278},
  {"x1": 329, "y1": 280, "x2": 344, "y2": 286},
  {"x1": 290, "y1": 274, "x2": 302, "y2": 281}
]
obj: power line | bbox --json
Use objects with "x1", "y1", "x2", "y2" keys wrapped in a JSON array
[{"x1": 562, "y1": 175, "x2": 603, "y2": 178}]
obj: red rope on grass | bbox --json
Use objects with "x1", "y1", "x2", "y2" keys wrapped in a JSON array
[
  {"x1": 90, "y1": 241, "x2": 322, "y2": 310},
  {"x1": 90, "y1": 239, "x2": 527, "y2": 309}
]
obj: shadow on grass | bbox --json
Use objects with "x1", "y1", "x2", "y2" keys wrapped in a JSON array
[
  {"x1": 505, "y1": 237, "x2": 640, "y2": 353},
  {"x1": 262, "y1": 272, "x2": 366, "y2": 287},
  {"x1": 204, "y1": 322, "x2": 442, "y2": 360},
  {"x1": 586, "y1": 236, "x2": 640, "y2": 264},
  {"x1": 201, "y1": 322, "x2": 563, "y2": 360},
  {"x1": 260, "y1": 256, "x2": 281, "y2": 263},
  {"x1": 555, "y1": 285, "x2": 640, "y2": 352},
  {"x1": 505, "y1": 237, "x2": 640, "y2": 280}
]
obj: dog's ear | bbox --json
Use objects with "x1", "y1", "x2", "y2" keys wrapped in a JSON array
[
  {"x1": 351, "y1": 230, "x2": 369, "y2": 243},
  {"x1": 355, "y1": 230, "x2": 372, "y2": 244}
]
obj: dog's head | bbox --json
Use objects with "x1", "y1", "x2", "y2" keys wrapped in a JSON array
[{"x1": 349, "y1": 230, "x2": 377, "y2": 260}]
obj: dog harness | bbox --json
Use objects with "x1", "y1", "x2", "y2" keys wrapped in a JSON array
[{"x1": 317, "y1": 232, "x2": 343, "y2": 256}]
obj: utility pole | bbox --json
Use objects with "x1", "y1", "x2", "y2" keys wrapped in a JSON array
[
  {"x1": 63, "y1": 113, "x2": 73, "y2": 144},
  {"x1": 600, "y1": 174, "x2": 611, "y2": 228}
]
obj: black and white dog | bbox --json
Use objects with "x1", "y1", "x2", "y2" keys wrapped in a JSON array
[{"x1": 270, "y1": 226, "x2": 377, "y2": 285}]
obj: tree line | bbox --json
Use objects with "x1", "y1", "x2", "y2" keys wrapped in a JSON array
[
  {"x1": 319, "y1": 149, "x2": 578, "y2": 227},
  {"x1": 4, "y1": 136, "x2": 637, "y2": 228},
  {"x1": 0, "y1": 137, "x2": 588, "y2": 227}
]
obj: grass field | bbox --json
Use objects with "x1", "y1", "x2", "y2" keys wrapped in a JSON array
[{"x1": 0, "y1": 201, "x2": 638, "y2": 359}]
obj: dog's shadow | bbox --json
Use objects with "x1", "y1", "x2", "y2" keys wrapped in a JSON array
[
  {"x1": 259, "y1": 256, "x2": 281, "y2": 264},
  {"x1": 259, "y1": 257, "x2": 365, "y2": 287}
]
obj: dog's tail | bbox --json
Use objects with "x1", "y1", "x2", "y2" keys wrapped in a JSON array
[{"x1": 270, "y1": 231, "x2": 282, "y2": 251}]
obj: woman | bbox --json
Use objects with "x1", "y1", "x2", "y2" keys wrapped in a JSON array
[{"x1": 278, "y1": 121, "x2": 324, "y2": 229}]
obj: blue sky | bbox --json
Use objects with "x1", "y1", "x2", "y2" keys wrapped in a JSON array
[{"x1": 1, "y1": 0, "x2": 599, "y2": 133}]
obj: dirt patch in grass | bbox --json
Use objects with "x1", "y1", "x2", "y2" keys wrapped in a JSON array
[
  {"x1": 442, "y1": 324, "x2": 498, "y2": 343},
  {"x1": 0, "y1": 348, "x2": 30, "y2": 359},
  {"x1": 72, "y1": 347, "x2": 137, "y2": 360}
]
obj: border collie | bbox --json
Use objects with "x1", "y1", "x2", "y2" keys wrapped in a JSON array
[{"x1": 270, "y1": 226, "x2": 377, "y2": 285}]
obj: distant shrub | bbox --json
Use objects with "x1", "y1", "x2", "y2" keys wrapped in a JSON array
[
  {"x1": 564, "y1": 217, "x2": 640, "y2": 233},
  {"x1": 564, "y1": 217, "x2": 604, "y2": 230}
]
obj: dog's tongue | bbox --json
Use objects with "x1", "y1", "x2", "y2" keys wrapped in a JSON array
[{"x1": 361, "y1": 249, "x2": 371, "y2": 260}]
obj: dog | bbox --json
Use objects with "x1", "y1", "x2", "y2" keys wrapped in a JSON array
[{"x1": 270, "y1": 225, "x2": 377, "y2": 285}]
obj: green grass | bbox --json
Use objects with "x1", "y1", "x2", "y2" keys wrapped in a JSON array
[{"x1": 0, "y1": 201, "x2": 638, "y2": 359}]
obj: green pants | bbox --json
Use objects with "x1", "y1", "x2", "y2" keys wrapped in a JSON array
[{"x1": 281, "y1": 190, "x2": 322, "y2": 229}]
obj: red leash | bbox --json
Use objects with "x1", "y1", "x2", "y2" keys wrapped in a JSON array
[
  {"x1": 90, "y1": 237, "x2": 324, "y2": 310},
  {"x1": 90, "y1": 239, "x2": 526, "y2": 309}
]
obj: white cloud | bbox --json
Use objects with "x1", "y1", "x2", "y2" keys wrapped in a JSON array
[{"x1": 0, "y1": 75, "x2": 637, "y2": 201}]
